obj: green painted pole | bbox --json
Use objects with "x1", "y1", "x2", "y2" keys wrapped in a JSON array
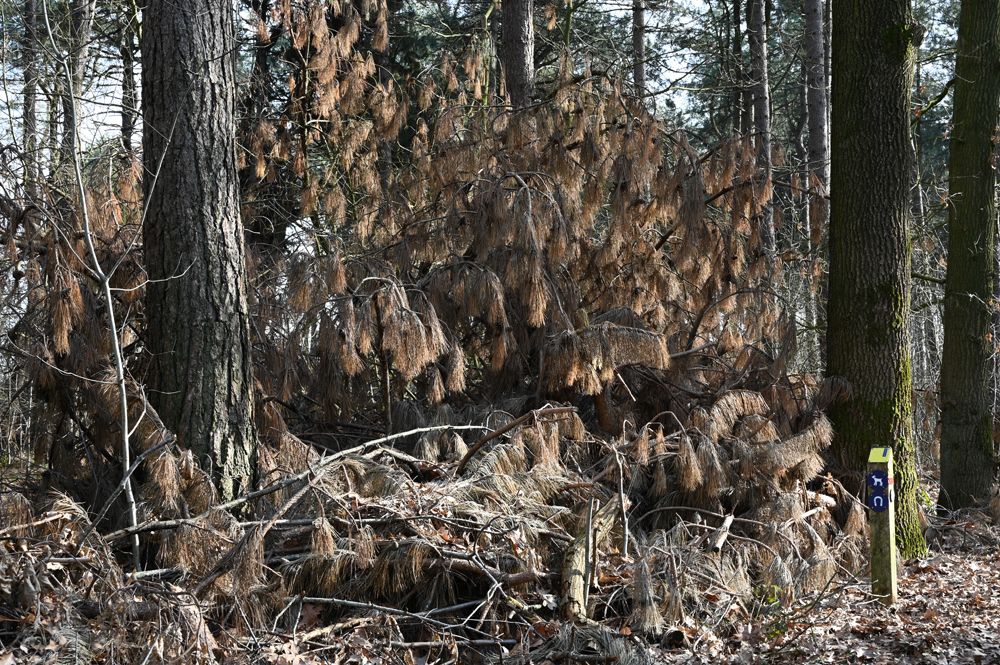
[{"x1": 867, "y1": 446, "x2": 897, "y2": 605}]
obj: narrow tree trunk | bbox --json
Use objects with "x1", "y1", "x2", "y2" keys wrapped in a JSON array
[
  {"x1": 804, "y1": 0, "x2": 828, "y2": 193},
  {"x1": 805, "y1": 0, "x2": 830, "y2": 367},
  {"x1": 824, "y1": 0, "x2": 831, "y2": 137},
  {"x1": 23, "y1": 0, "x2": 38, "y2": 197},
  {"x1": 794, "y1": 65, "x2": 809, "y2": 237},
  {"x1": 143, "y1": 0, "x2": 257, "y2": 501},
  {"x1": 731, "y1": 0, "x2": 745, "y2": 133},
  {"x1": 748, "y1": 0, "x2": 773, "y2": 252},
  {"x1": 61, "y1": 0, "x2": 97, "y2": 162},
  {"x1": 120, "y1": 14, "x2": 137, "y2": 153},
  {"x1": 632, "y1": 0, "x2": 646, "y2": 99},
  {"x1": 938, "y1": 0, "x2": 1000, "y2": 510},
  {"x1": 503, "y1": 0, "x2": 535, "y2": 109},
  {"x1": 827, "y1": 0, "x2": 926, "y2": 556}
]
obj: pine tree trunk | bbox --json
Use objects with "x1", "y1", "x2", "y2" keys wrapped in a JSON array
[
  {"x1": 142, "y1": 0, "x2": 257, "y2": 501},
  {"x1": 827, "y1": 0, "x2": 926, "y2": 556},
  {"x1": 632, "y1": 0, "x2": 646, "y2": 98},
  {"x1": 938, "y1": 0, "x2": 1000, "y2": 510},
  {"x1": 748, "y1": 0, "x2": 773, "y2": 251},
  {"x1": 23, "y1": 0, "x2": 38, "y2": 198},
  {"x1": 503, "y1": 0, "x2": 534, "y2": 108}
]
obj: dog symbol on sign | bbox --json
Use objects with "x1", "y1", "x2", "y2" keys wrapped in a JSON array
[
  {"x1": 868, "y1": 490, "x2": 888, "y2": 512},
  {"x1": 867, "y1": 470, "x2": 889, "y2": 489}
]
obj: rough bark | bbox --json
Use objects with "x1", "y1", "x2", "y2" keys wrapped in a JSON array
[
  {"x1": 827, "y1": 0, "x2": 926, "y2": 556},
  {"x1": 23, "y1": 0, "x2": 38, "y2": 197},
  {"x1": 939, "y1": 0, "x2": 1000, "y2": 510},
  {"x1": 503, "y1": 0, "x2": 535, "y2": 108},
  {"x1": 748, "y1": 0, "x2": 774, "y2": 252},
  {"x1": 142, "y1": 0, "x2": 257, "y2": 501},
  {"x1": 632, "y1": 0, "x2": 646, "y2": 98}
]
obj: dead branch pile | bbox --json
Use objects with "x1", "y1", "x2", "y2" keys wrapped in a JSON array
[{"x1": 0, "y1": 354, "x2": 874, "y2": 663}]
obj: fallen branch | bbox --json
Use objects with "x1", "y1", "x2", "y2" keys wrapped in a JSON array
[
  {"x1": 710, "y1": 514, "x2": 735, "y2": 553},
  {"x1": 105, "y1": 424, "x2": 487, "y2": 543}
]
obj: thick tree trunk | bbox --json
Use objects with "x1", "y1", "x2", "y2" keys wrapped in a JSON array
[
  {"x1": 23, "y1": 0, "x2": 38, "y2": 197},
  {"x1": 827, "y1": 0, "x2": 926, "y2": 556},
  {"x1": 748, "y1": 0, "x2": 773, "y2": 252},
  {"x1": 938, "y1": 0, "x2": 1000, "y2": 510},
  {"x1": 503, "y1": 0, "x2": 534, "y2": 108},
  {"x1": 142, "y1": 0, "x2": 257, "y2": 501},
  {"x1": 632, "y1": 0, "x2": 646, "y2": 98}
]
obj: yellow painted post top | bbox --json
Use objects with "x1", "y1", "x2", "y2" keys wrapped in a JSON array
[{"x1": 868, "y1": 447, "x2": 893, "y2": 464}]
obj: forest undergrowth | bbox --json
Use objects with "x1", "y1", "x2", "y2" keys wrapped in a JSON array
[{"x1": 0, "y1": 12, "x2": 997, "y2": 660}]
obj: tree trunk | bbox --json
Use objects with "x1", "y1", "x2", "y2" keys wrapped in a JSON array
[
  {"x1": 142, "y1": 0, "x2": 257, "y2": 501},
  {"x1": 938, "y1": 0, "x2": 1000, "y2": 510},
  {"x1": 731, "y1": 0, "x2": 746, "y2": 133},
  {"x1": 120, "y1": 12, "x2": 137, "y2": 153},
  {"x1": 23, "y1": 0, "x2": 38, "y2": 198},
  {"x1": 61, "y1": 0, "x2": 97, "y2": 162},
  {"x1": 827, "y1": 0, "x2": 926, "y2": 556},
  {"x1": 503, "y1": 0, "x2": 534, "y2": 108},
  {"x1": 805, "y1": 0, "x2": 829, "y2": 368},
  {"x1": 748, "y1": 0, "x2": 773, "y2": 252},
  {"x1": 824, "y1": 0, "x2": 831, "y2": 136},
  {"x1": 632, "y1": 0, "x2": 646, "y2": 99},
  {"x1": 804, "y1": 0, "x2": 828, "y2": 194}
]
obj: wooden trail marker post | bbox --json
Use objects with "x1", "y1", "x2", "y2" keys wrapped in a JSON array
[{"x1": 866, "y1": 446, "x2": 897, "y2": 605}]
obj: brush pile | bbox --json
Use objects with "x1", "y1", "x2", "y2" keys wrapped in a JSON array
[{"x1": 0, "y1": 346, "x2": 871, "y2": 663}]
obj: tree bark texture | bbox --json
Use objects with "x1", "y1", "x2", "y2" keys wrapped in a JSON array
[
  {"x1": 748, "y1": 0, "x2": 774, "y2": 252},
  {"x1": 827, "y1": 0, "x2": 926, "y2": 556},
  {"x1": 632, "y1": 0, "x2": 646, "y2": 98},
  {"x1": 804, "y1": 0, "x2": 829, "y2": 193},
  {"x1": 23, "y1": 0, "x2": 38, "y2": 197},
  {"x1": 503, "y1": 0, "x2": 535, "y2": 108},
  {"x1": 938, "y1": 0, "x2": 1000, "y2": 510},
  {"x1": 119, "y1": 13, "x2": 137, "y2": 153},
  {"x1": 142, "y1": 0, "x2": 257, "y2": 501}
]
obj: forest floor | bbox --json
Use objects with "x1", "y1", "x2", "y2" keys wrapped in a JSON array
[
  {"x1": 654, "y1": 546, "x2": 1000, "y2": 664},
  {"x1": 647, "y1": 481, "x2": 1000, "y2": 665}
]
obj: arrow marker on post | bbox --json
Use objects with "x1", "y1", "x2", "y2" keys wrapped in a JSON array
[{"x1": 867, "y1": 447, "x2": 897, "y2": 605}]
